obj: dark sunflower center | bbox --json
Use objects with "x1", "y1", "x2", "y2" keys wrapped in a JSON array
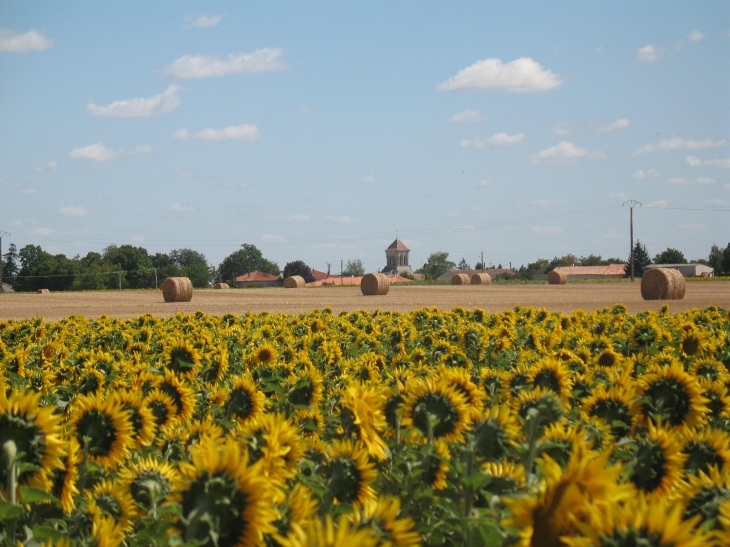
[
  {"x1": 472, "y1": 419, "x2": 508, "y2": 461},
  {"x1": 149, "y1": 400, "x2": 172, "y2": 428},
  {"x1": 384, "y1": 394, "x2": 404, "y2": 430},
  {"x1": 131, "y1": 469, "x2": 170, "y2": 508},
  {"x1": 532, "y1": 369, "x2": 561, "y2": 394},
  {"x1": 642, "y1": 378, "x2": 691, "y2": 427},
  {"x1": 78, "y1": 374, "x2": 100, "y2": 396},
  {"x1": 159, "y1": 382, "x2": 184, "y2": 416},
  {"x1": 0, "y1": 414, "x2": 46, "y2": 485},
  {"x1": 288, "y1": 378, "x2": 314, "y2": 407},
  {"x1": 483, "y1": 376, "x2": 503, "y2": 396},
  {"x1": 684, "y1": 486, "x2": 730, "y2": 528},
  {"x1": 227, "y1": 387, "x2": 256, "y2": 420},
  {"x1": 696, "y1": 364, "x2": 718, "y2": 380},
  {"x1": 421, "y1": 453, "x2": 444, "y2": 488},
  {"x1": 589, "y1": 398, "x2": 631, "y2": 436},
  {"x1": 703, "y1": 390, "x2": 725, "y2": 417},
  {"x1": 258, "y1": 348, "x2": 274, "y2": 363},
  {"x1": 509, "y1": 373, "x2": 529, "y2": 391},
  {"x1": 324, "y1": 457, "x2": 362, "y2": 504},
  {"x1": 597, "y1": 352, "x2": 617, "y2": 367},
  {"x1": 180, "y1": 470, "x2": 250, "y2": 547},
  {"x1": 123, "y1": 403, "x2": 144, "y2": 436},
  {"x1": 517, "y1": 395, "x2": 563, "y2": 429},
  {"x1": 169, "y1": 347, "x2": 196, "y2": 375},
  {"x1": 682, "y1": 335, "x2": 701, "y2": 356},
  {"x1": 75, "y1": 410, "x2": 118, "y2": 457},
  {"x1": 483, "y1": 475, "x2": 520, "y2": 496},
  {"x1": 412, "y1": 393, "x2": 460, "y2": 439},
  {"x1": 630, "y1": 439, "x2": 667, "y2": 492},
  {"x1": 95, "y1": 493, "x2": 122, "y2": 520},
  {"x1": 683, "y1": 441, "x2": 724, "y2": 475}
]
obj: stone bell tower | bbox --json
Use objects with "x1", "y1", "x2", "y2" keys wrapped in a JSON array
[{"x1": 381, "y1": 239, "x2": 413, "y2": 276}]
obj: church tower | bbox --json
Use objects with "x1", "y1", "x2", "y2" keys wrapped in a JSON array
[{"x1": 381, "y1": 239, "x2": 414, "y2": 276}]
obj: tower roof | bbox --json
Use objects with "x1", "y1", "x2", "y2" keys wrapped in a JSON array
[{"x1": 386, "y1": 238, "x2": 409, "y2": 251}]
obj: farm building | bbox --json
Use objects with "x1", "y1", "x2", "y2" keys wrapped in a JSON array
[
  {"x1": 437, "y1": 268, "x2": 516, "y2": 282},
  {"x1": 645, "y1": 263, "x2": 714, "y2": 277},
  {"x1": 235, "y1": 271, "x2": 283, "y2": 288},
  {"x1": 311, "y1": 269, "x2": 331, "y2": 282},
  {"x1": 381, "y1": 239, "x2": 415, "y2": 277},
  {"x1": 540, "y1": 264, "x2": 627, "y2": 280}
]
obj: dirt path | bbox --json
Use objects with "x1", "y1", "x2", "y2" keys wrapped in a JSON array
[{"x1": 0, "y1": 282, "x2": 727, "y2": 321}]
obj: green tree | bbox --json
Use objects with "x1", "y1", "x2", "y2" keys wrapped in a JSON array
[
  {"x1": 218, "y1": 244, "x2": 280, "y2": 284},
  {"x1": 2, "y1": 242, "x2": 19, "y2": 281},
  {"x1": 624, "y1": 240, "x2": 652, "y2": 278},
  {"x1": 343, "y1": 259, "x2": 365, "y2": 276},
  {"x1": 474, "y1": 261, "x2": 485, "y2": 270},
  {"x1": 283, "y1": 260, "x2": 315, "y2": 283},
  {"x1": 102, "y1": 244, "x2": 153, "y2": 288},
  {"x1": 549, "y1": 254, "x2": 579, "y2": 270},
  {"x1": 417, "y1": 251, "x2": 456, "y2": 280},
  {"x1": 516, "y1": 258, "x2": 550, "y2": 280},
  {"x1": 457, "y1": 258, "x2": 470, "y2": 270},
  {"x1": 169, "y1": 249, "x2": 211, "y2": 288},
  {"x1": 709, "y1": 243, "x2": 730, "y2": 275},
  {"x1": 653, "y1": 248, "x2": 687, "y2": 265},
  {"x1": 15, "y1": 245, "x2": 81, "y2": 292}
]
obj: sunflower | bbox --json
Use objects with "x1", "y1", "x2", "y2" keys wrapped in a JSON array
[
  {"x1": 594, "y1": 348, "x2": 622, "y2": 369},
  {"x1": 158, "y1": 371, "x2": 197, "y2": 423},
  {"x1": 321, "y1": 439, "x2": 378, "y2": 507},
  {"x1": 267, "y1": 483, "x2": 320, "y2": 544},
  {"x1": 638, "y1": 362, "x2": 709, "y2": 428},
  {"x1": 51, "y1": 436, "x2": 81, "y2": 513},
  {"x1": 279, "y1": 515, "x2": 380, "y2": 547},
  {"x1": 182, "y1": 418, "x2": 226, "y2": 451},
  {"x1": 699, "y1": 379, "x2": 730, "y2": 420},
  {"x1": 240, "y1": 412, "x2": 305, "y2": 483},
  {"x1": 419, "y1": 440, "x2": 451, "y2": 490},
  {"x1": 112, "y1": 390, "x2": 156, "y2": 448},
  {"x1": 627, "y1": 422, "x2": 687, "y2": 498},
  {"x1": 92, "y1": 514, "x2": 127, "y2": 547},
  {"x1": 287, "y1": 365, "x2": 324, "y2": 408},
  {"x1": 223, "y1": 375, "x2": 267, "y2": 425},
  {"x1": 512, "y1": 387, "x2": 564, "y2": 435},
  {"x1": 350, "y1": 496, "x2": 421, "y2": 547},
  {"x1": 401, "y1": 378, "x2": 471, "y2": 442},
  {"x1": 174, "y1": 437, "x2": 277, "y2": 547},
  {"x1": 582, "y1": 384, "x2": 638, "y2": 437},
  {"x1": 527, "y1": 357, "x2": 573, "y2": 401},
  {"x1": 145, "y1": 390, "x2": 179, "y2": 434},
  {"x1": 470, "y1": 405, "x2": 520, "y2": 462},
  {"x1": 507, "y1": 363, "x2": 532, "y2": 392},
  {"x1": 252, "y1": 344, "x2": 278, "y2": 366},
  {"x1": 679, "y1": 328, "x2": 709, "y2": 358},
  {"x1": 674, "y1": 466, "x2": 730, "y2": 530},
  {"x1": 679, "y1": 426, "x2": 730, "y2": 475},
  {"x1": 86, "y1": 479, "x2": 138, "y2": 532},
  {"x1": 480, "y1": 369, "x2": 509, "y2": 400},
  {"x1": 0, "y1": 389, "x2": 65, "y2": 493},
  {"x1": 629, "y1": 318, "x2": 664, "y2": 348},
  {"x1": 68, "y1": 392, "x2": 133, "y2": 468},
  {"x1": 200, "y1": 345, "x2": 230, "y2": 385},
  {"x1": 118, "y1": 456, "x2": 181, "y2": 510},
  {"x1": 438, "y1": 365, "x2": 486, "y2": 420},
  {"x1": 561, "y1": 496, "x2": 708, "y2": 547},
  {"x1": 690, "y1": 357, "x2": 730, "y2": 383},
  {"x1": 163, "y1": 338, "x2": 202, "y2": 379},
  {"x1": 480, "y1": 461, "x2": 526, "y2": 495},
  {"x1": 340, "y1": 383, "x2": 390, "y2": 461}
]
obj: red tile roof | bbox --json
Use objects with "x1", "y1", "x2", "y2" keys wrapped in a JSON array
[
  {"x1": 553, "y1": 264, "x2": 626, "y2": 276},
  {"x1": 386, "y1": 239, "x2": 410, "y2": 251},
  {"x1": 311, "y1": 269, "x2": 330, "y2": 281},
  {"x1": 235, "y1": 271, "x2": 280, "y2": 282}
]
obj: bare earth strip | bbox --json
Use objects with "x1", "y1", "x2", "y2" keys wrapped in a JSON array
[{"x1": 0, "y1": 282, "x2": 728, "y2": 321}]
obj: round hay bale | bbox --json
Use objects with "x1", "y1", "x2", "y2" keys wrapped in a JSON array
[
  {"x1": 37, "y1": 288, "x2": 50, "y2": 294},
  {"x1": 361, "y1": 273, "x2": 390, "y2": 295},
  {"x1": 284, "y1": 276, "x2": 305, "y2": 288},
  {"x1": 213, "y1": 283, "x2": 229, "y2": 290},
  {"x1": 547, "y1": 270, "x2": 567, "y2": 285},
  {"x1": 641, "y1": 268, "x2": 686, "y2": 300},
  {"x1": 471, "y1": 273, "x2": 492, "y2": 285},
  {"x1": 161, "y1": 277, "x2": 193, "y2": 303},
  {"x1": 451, "y1": 273, "x2": 471, "y2": 285}
]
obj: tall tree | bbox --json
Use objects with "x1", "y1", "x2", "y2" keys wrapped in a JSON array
[
  {"x1": 653, "y1": 248, "x2": 687, "y2": 265},
  {"x1": 2, "y1": 243, "x2": 19, "y2": 281},
  {"x1": 169, "y1": 248, "x2": 211, "y2": 288},
  {"x1": 15, "y1": 245, "x2": 81, "y2": 292},
  {"x1": 218, "y1": 244, "x2": 280, "y2": 284},
  {"x1": 342, "y1": 259, "x2": 365, "y2": 276},
  {"x1": 283, "y1": 260, "x2": 315, "y2": 283},
  {"x1": 417, "y1": 252, "x2": 456, "y2": 280},
  {"x1": 624, "y1": 240, "x2": 652, "y2": 278},
  {"x1": 457, "y1": 258, "x2": 470, "y2": 270},
  {"x1": 102, "y1": 245, "x2": 154, "y2": 289}
]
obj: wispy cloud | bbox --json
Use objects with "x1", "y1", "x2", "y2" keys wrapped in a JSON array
[
  {"x1": 361, "y1": 174, "x2": 376, "y2": 183},
  {"x1": 689, "y1": 30, "x2": 704, "y2": 42},
  {"x1": 597, "y1": 118, "x2": 631, "y2": 133},
  {"x1": 632, "y1": 169, "x2": 660, "y2": 179},
  {"x1": 479, "y1": 178, "x2": 493, "y2": 186},
  {"x1": 0, "y1": 28, "x2": 54, "y2": 52},
  {"x1": 686, "y1": 156, "x2": 730, "y2": 168},
  {"x1": 461, "y1": 133, "x2": 524, "y2": 148},
  {"x1": 173, "y1": 124, "x2": 259, "y2": 142},
  {"x1": 267, "y1": 214, "x2": 310, "y2": 222},
  {"x1": 552, "y1": 122, "x2": 571, "y2": 135},
  {"x1": 438, "y1": 57, "x2": 562, "y2": 93},
  {"x1": 35, "y1": 161, "x2": 57, "y2": 173},
  {"x1": 87, "y1": 85, "x2": 181, "y2": 117},
  {"x1": 449, "y1": 109, "x2": 484, "y2": 123},
  {"x1": 165, "y1": 48, "x2": 286, "y2": 79},
  {"x1": 666, "y1": 177, "x2": 715, "y2": 185},
  {"x1": 183, "y1": 14, "x2": 223, "y2": 29},
  {"x1": 633, "y1": 137, "x2": 727, "y2": 155},
  {"x1": 636, "y1": 44, "x2": 660, "y2": 62},
  {"x1": 166, "y1": 203, "x2": 194, "y2": 212},
  {"x1": 68, "y1": 142, "x2": 153, "y2": 162},
  {"x1": 530, "y1": 141, "x2": 606, "y2": 163},
  {"x1": 59, "y1": 206, "x2": 89, "y2": 217},
  {"x1": 326, "y1": 215, "x2": 356, "y2": 223}
]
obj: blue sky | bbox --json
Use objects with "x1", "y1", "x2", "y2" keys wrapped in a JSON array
[{"x1": 1, "y1": 1, "x2": 729, "y2": 273}]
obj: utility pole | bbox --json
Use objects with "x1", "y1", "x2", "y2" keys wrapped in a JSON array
[
  {"x1": 623, "y1": 200, "x2": 642, "y2": 282},
  {"x1": 481, "y1": 251, "x2": 484, "y2": 273},
  {"x1": 117, "y1": 271, "x2": 122, "y2": 290},
  {"x1": 340, "y1": 260, "x2": 343, "y2": 285},
  {"x1": 0, "y1": 232, "x2": 9, "y2": 294}
]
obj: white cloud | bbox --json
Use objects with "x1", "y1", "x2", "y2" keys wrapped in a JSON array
[
  {"x1": 87, "y1": 85, "x2": 181, "y2": 117},
  {"x1": 532, "y1": 225, "x2": 563, "y2": 235},
  {"x1": 597, "y1": 118, "x2": 631, "y2": 133},
  {"x1": 0, "y1": 28, "x2": 54, "y2": 52},
  {"x1": 184, "y1": 14, "x2": 223, "y2": 28},
  {"x1": 632, "y1": 169, "x2": 660, "y2": 179},
  {"x1": 689, "y1": 30, "x2": 704, "y2": 42},
  {"x1": 29, "y1": 227, "x2": 55, "y2": 236},
  {"x1": 530, "y1": 141, "x2": 606, "y2": 163},
  {"x1": 633, "y1": 137, "x2": 727, "y2": 155},
  {"x1": 706, "y1": 198, "x2": 728, "y2": 206},
  {"x1": 686, "y1": 156, "x2": 730, "y2": 168},
  {"x1": 460, "y1": 138, "x2": 485, "y2": 149},
  {"x1": 68, "y1": 142, "x2": 152, "y2": 162},
  {"x1": 637, "y1": 45, "x2": 659, "y2": 62},
  {"x1": 646, "y1": 200, "x2": 668, "y2": 208},
  {"x1": 361, "y1": 174, "x2": 376, "y2": 183},
  {"x1": 262, "y1": 233, "x2": 286, "y2": 243},
  {"x1": 487, "y1": 132, "x2": 524, "y2": 146},
  {"x1": 552, "y1": 122, "x2": 570, "y2": 135},
  {"x1": 666, "y1": 177, "x2": 715, "y2": 185},
  {"x1": 437, "y1": 57, "x2": 563, "y2": 93},
  {"x1": 59, "y1": 206, "x2": 89, "y2": 217},
  {"x1": 165, "y1": 48, "x2": 286, "y2": 79},
  {"x1": 479, "y1": 178, "x2": 493, "y2": 186},
  {"x1": 166, "y1": 203, "x2": 194, "y2": 212},
  {"x1": 449, "y1": 109, "x2": 484, "y2": 123},
  {"x1": 326, "y1": 215, "x2": 356, "y2": 223},
  {"x1": 685, "y1": 156, "x2": 703, "y2": 167},
  {"x1": 173, "y1": 124, "x2": 259, "y2": 142},
  {"x1": 35, "y1": 161, "x2": 57, "y2": 173},
  {"x1": 679, "y1": 223, "x2": 707, "y2": 234}
]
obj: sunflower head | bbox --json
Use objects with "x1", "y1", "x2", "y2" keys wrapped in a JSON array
[{"x1": 165, "y1": 339, "x2": 202, "y2": 379}]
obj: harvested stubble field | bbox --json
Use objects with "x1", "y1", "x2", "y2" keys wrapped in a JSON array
[{"x1": 0, "y1": 281, "x2": 727, "y2": 320}]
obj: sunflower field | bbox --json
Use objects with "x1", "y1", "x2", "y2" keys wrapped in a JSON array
[{"x1": 1, "y1": 304, "x2": 730, "y2": 547}]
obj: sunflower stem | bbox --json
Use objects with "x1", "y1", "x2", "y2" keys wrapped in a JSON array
[
  {"x1": 462, "y1": 443, "x2": 475, "y2": 546},
  {"x1": 3, "y1": 440, "x2": 18, "y2": 545}
]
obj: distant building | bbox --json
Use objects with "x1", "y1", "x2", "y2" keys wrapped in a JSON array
[
  {"x1": 645, "y1": 263, "x2": 714, "y2": 277},
  {"x1": 381, "y1": 239, "x2": 415, "y2": 276},
  {"x1": 437, "y1": 268, "x2": 516, "y2": 282},
  {"x1": 311, "y1": 269, "x2": 330, "y2": 282},
  {"x1": 235, "y1": 271, "x2": 283, "y2": 288}
]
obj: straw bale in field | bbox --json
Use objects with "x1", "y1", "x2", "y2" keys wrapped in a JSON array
[
  {"x1": 451, "y1": 273, "x2": 470, "y2": 285},
  {"x1": 284, "y1": 276, "x2": 305, "y2": 288},
  {"x1": 37, "y1": 289, "x2": 50, "y2": 294},
  {"x1": 361, "y1": 273, "x2": 390, "y2": 295},
  {"x1": 213, "y1": 283, "x2": 229, "y2": 290},
  {"x1": 641, "y1": 268, "x2": 686, "y2": 300},
  {"x1": 471, "y1": 273, "x2": 492, "y2": 285},
  {"x1": 547, "y1": 271, "x2": 567, "y2": 285},
  {"x1": 162, "y1": 277, "x2": 193, "y2": 302}
]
